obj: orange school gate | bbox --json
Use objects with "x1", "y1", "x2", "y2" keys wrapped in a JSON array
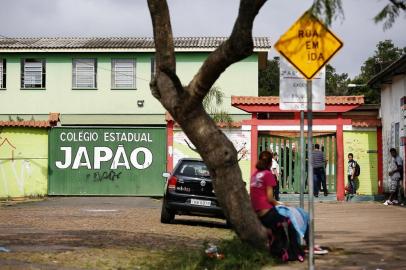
[{"x1": 231, "y1": 96, "x2": 383, "y2": 200}]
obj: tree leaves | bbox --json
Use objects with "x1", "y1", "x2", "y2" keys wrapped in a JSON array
[{"x1": 374, "y1": 0, "x2": 406, "y2": 30}]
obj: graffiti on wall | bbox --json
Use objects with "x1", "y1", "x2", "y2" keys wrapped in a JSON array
[
  {"x1": 48, "y1": 128, "x2": 167, "y2": 196},
  {"x1": 0, "y1": 136, "x2": 36, "y2": 197},
  {"x1": 173, "y1": 129, "x2": 252, "y2": 183}
]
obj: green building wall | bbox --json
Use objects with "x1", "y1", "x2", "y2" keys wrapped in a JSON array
[
  {"x1": 0, "y1": 52, "x2": 258, "y2": 117},
  {"x1": 343, "y1": 130, "x2": 378, "y2": 195},
  {"x1": 0, "y1": 127, "x2": 48, "y2": 198}
]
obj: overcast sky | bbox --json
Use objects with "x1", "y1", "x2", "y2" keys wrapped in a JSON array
[{"x1": 0, "y1": 0, "x2": 405, "y2": 77}]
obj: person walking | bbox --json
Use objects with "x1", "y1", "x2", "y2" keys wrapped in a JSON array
[
  {"x1": 384, "y1": 148, "x2": 403, "y2": 205},
  {"x1": 271, "y1": 152, "x2": 281, "y2": 201},
  {"x1": 346, "y1": 153, "x2": 358, "y2": 200},
  {"x1": 312, "y1": 144, "x2": 327, "y2": 197}
]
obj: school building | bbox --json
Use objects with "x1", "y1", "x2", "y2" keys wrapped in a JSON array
[{"x1": 0, "y1": 36, "x2": 386, "y2": 201}]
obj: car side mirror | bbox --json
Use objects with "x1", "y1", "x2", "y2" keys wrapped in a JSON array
[{"x1": 162, "y1": 172, "x2": 170, "y2": 178}]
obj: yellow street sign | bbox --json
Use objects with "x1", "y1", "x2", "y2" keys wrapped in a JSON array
[{"x1": 274, "y1": 12, "x2": 343, "y2": 79}]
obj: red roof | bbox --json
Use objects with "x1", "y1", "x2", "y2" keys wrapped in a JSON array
[
  {"x1": 231, "y1": 96, "x2": 365, "y2": 105},
  {"x1": 165, "y1": 112, "x2": 242, "y2": 128},
  {"x1": 352, "y1": 119, "x2": 381, "y2": 127},
  {"x1": 0, "y1": 113, "x2": 60, "y2": 128}
]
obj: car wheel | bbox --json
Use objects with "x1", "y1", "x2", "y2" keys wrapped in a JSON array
[
  {"x1": 225, "y1": 219, "x2": 232, "y2": 228},
  {"x1": 160, "y1": 203, "x2": 175, "y2": 224}
]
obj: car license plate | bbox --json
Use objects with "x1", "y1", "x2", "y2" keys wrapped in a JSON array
[{"x1": 190, "y1": 199, "x2": 211, "y2": 206}]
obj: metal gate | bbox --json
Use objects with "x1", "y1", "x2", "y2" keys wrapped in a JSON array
[
  {"x1": 48, "y1": 127, "x2": 166, "y2": 196},
  {"x1": 258, "y1": 133, "x2": 336, "y2": 193}
]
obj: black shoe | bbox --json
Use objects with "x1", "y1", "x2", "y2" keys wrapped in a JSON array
[
  {"x1": 314, "y1": 194, "x2": 319, "y2": 197},
  {"x1": 324, "y1": 191, "x2": 328, "y2": 196}
]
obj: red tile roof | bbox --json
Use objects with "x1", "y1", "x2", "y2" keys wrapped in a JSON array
[
  {"x1": 0, "y1": 113, "x2": 60, "y2": 128},
  {"x1": 231, "y1": 96, "x2": 365, "y2": 105},
  {"x1": 165, "y1": 112, "x2": 242, "y2": 128},
  {"x1": 352, "y1": 119, "x2": 381, "y2": 127}
]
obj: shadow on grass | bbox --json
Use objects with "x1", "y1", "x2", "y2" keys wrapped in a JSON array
[
  {"x1": 2, "y1": 229, "x2": 406, "y2": 270},
  {"x1": 172, "y1": 218, "x2": 229, "y2": 229}
]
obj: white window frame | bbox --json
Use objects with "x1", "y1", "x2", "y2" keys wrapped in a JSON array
[
  {"x1": 72, "y1": 59, "x2": 97, "y2": 89},
  {"x1": 0, "y1": 59, "x2": 5, "y2": 89},
  {"x1": 21, "y1": 59, "x2": 46, "y2": 89},
  {"x1": 151, "y1": 57, "x2": 156, "y2": 79},
  {"x1": 111, "y1": 59, "x2": 136, "y2": 89}
]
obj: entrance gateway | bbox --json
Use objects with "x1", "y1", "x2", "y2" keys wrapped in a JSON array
[
  {"x1": 231, "y1": 95, "x2": 366, "y2": 201},
  {"x1": 48, "y1": 127, "x2": 166, "y2": 196},
  {"x1": 258, "y1": 133, "x2": 336, "y2": 193}
]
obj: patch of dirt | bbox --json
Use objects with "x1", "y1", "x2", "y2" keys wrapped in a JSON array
[
  {"x1": 0, "y1": 197, "x2": 232, "y2": 269},
  {"x1": 1, "y1": 198, "x2": 406, "y2": 270}
]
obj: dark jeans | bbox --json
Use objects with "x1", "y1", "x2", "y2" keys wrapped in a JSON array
[
  {"x1": 347, "y1": 175, "x2": 356, "y2": 194},
  {"x1": 313, "y1": 167, "x2": 327, "y2": 196},
  {"x1": 259, "y1": 208, "x2": 309, "y2": 245}
]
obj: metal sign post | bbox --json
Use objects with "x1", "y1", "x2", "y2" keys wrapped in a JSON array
[
  {"x1": 300, "y1": 110, "x2": 305, "y2": 209},
  {"x1": 274, "y1": 11, "x2": 343, "y2": 270},
  {"x1": 307, "y1": 79, "x2": 315, "y2": 270}
]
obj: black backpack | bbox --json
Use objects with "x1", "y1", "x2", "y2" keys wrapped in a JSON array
[
  {"x1": 267, "y1": 218, "x2": 305, "y2": 262},
  {"x1": 354, "y1": 161, "x2": 360, "y2": 177}
]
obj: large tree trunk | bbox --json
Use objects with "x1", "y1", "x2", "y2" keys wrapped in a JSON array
[{"x1": 147, "y1": 0, "x2": 268, "y2": 249}]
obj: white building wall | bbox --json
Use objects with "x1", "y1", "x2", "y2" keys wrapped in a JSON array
[{"x1": 381, "y1": 75, "x2": 406, "y2": 191}]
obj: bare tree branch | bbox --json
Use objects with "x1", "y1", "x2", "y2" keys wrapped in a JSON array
[
  {"x1": 187, "y1": 0, "x2": 267, "y2": 106},
  {"x1": 184, "y1": 139, "x2": 198, "y2": 153},
  {"x1": 147, "y1": 0, "x2": 175, "y2": 73},
  {"x1": 147, "y1": 0, "x2": 269, "y2": 249},
  {"x1": 147, "y1": 0, "x2": 184, "y2": 103},
  {"x1": 237, "y1": 142, "x2": 247, "y2": 161}
]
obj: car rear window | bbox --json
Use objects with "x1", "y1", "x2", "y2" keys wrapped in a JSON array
[{"x1": 177, "y1": 161, "x2": 210, "y2": 178}]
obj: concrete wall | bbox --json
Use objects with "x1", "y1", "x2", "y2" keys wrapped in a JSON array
[
  {"x1": 380, "y1": 75, "x2": 406, "y2": 192},
  {"x1": 0, "y1": 127, "x2": 48, "y2": 198},
  {"x1": 0, "y1": 52, "x2": 258, "y2": 116}
]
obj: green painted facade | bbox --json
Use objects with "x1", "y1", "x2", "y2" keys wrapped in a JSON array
[
  {"x1": 0, "y1": 52, "x2": 258, "y2": 118},
  {"x1": 48, "y1": 127, "x2": 166, "y2": 196},
  {"x1": 343, "y1": 130, "x2": 378, "y2": 195},
  {"x1": 0, "y1": 127, "x2": 48, "y2": 198},
  {"x1": 0, "y1": 48, "x2": 261, "y2": 197}
]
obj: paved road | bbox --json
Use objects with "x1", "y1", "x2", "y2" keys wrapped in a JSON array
[
  {"x1": 0, "y1": 197, "x2": 405, "y2": 269},
  {"x1": 270, "y1": 201, "x2": 406, "y2": 270}
]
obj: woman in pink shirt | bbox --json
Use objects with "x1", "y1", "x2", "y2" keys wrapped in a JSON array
[
  {"x1": 250, "y1": 151, "x2": 285, "y2": 229},
  {"x1": 251, "y1": 151, "x2": 327, "y2": 261},
  {"x1": 251, "y1": 151, "x2": 305, "y2": 262}
]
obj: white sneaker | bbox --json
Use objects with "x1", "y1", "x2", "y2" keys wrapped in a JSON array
[
  {"x1": 392, "y1": 200, "x2": 399, "y2": 204},
  {"x1": 383, "y1": 200, "x2": 393, "y2": 206},
  {"x1": 314, "y1": 246, "x2": 329, "y2": 255}
]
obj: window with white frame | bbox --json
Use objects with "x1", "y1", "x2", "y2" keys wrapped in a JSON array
[
  {"x1": 72, "y1": 59, "x2": 97, "y2": 89},
  {"x1": 21, "y1": 59, "x2": 46, "y2": 88},
  {"x1": 0, "y1": 59, "x2": 6, "y2": 89},
  {"x1": 151, "y1": 57, "x2": 156, "y2": 79},
  {"x1": 111, "y1": 59, "x2": 136, "y2": 89}
]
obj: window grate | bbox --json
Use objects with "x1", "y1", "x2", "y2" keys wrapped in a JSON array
[
  {"x1": 73, "y1": 59, "x2": 97, "y2": 89},
  {"x1": 21, "y1": 59, "x2": 45, "y2": 88},
  {"x1": 0, "y1": 59, "x2": 3, "y2": 88},
  {"x1": 112, "y1": 59, "x2": 136, "y2": 89}
]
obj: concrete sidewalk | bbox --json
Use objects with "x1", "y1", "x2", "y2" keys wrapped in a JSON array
[{"x1": 267, "y1": 201, "x2": 406, "y2": 270}]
